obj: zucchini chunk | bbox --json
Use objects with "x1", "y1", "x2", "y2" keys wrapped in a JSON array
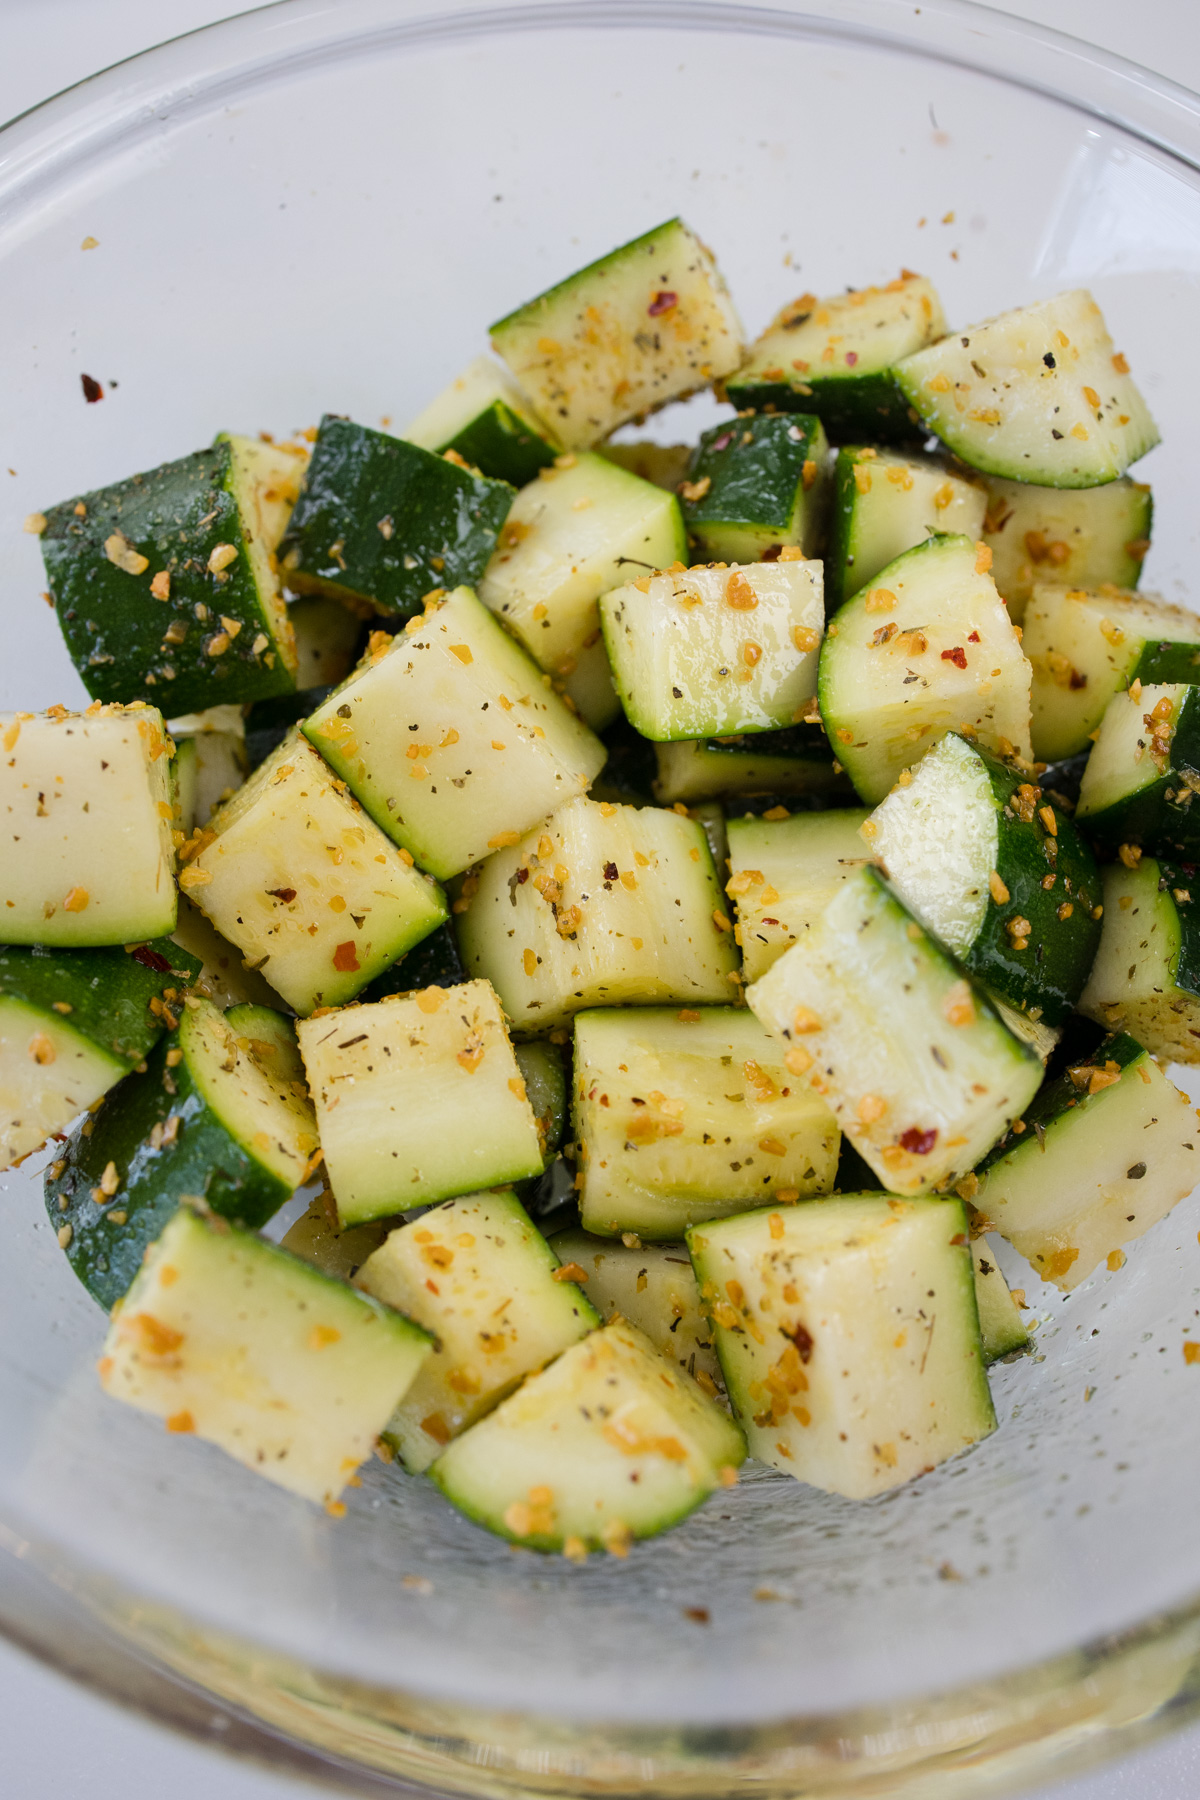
[
  {"x1": 817, "y1": 533, "x2": 1032, "y2": 804},
  {"x1": 688, "y1": 1196, "x2": 995, "y2": 1497},
  {"x1": 489, "y1": 217, "x2": 743, "y2": 450},
  {"x1": 971, "y1": 1032, "x2": 1198, "y2": 1290},
  {"x1": 680, "y1": 414, "x2": 830, "y2": 563},
  {"x1": 1076, "y1": 682, "x2": 1200, "y2": 856},
  {"x1": 1078, "y1": 856, "x2": 1200, "y2": 1060},
  {"x1": 402, "y1": 355, "x2": 561, "y2": 485},
  {"x1": 982, "y1": 476, "x2": 1152, "y2": 622},
  {"x1": 46, "y1": 997, "x2": 318, "y2": 1309},
  {"x1": 296, "y1": 979, "x2": 544, "y2": 1225},
  {"x1": 971, "y1": 1237, "x2": 1030, "y2": 1362},
  {"x1": 171, "y1": 727, "x2": 246, "y2": 834},
  {"x1": 1, "y1": 937, "x2": 201, "y2": 1171},
  {"x1": 1, "y1": 705, "x2": 177, "y2": 945},
  {"x1": 895, "y1": 290, "x2": 1159, "y2": 486},
  {"x1": 429, "y1": 1319, "x2": 745, "y2": 1554},
  {"x1": 747, "y1": 867, "x2": 1042, "y2": 1195},
  {"x1": 573, "y1": 1006, "x2": 839, "y2": 1239},
  {"x1": 601, "y1": 559, "x2": 823, "y2": 741},
  {"x1": 725, "y1": 808, "x2": 872, "y2": 982},
  {"x1": 281, "y1": 1194, "x2": 396, "y2": 1283},
  {"x1": 825, "y1": 448, "x2": 986, "y2": 612},
  {"x1": 288, "y1": 594, "x2": 363, "y2": 690},
  {"x1": 549, "y1": 1226, "x2": 724, "y2": 1393},
  {"x1": 476, "y1": 452, "x2": 686, "y2": 731},
  {"x1": 867, "y1": 731, "x2": 1101, "y2": 1027},
  {"x1": 723, "y1": 273, "x2": 945, "y2": 440},
  {"x1": 598, "y1": 441, "x2": 693, "y2": 491},
  {"x1": 513, "y1": 1037, "x2": 568, "y2": 1166},
  {"x1": 169, "y1": 898, "x2": 286, "y2": 1011},
  {"x1": 40, "y1": 436, "x2": 303, "y2": 714},
  {"x1": 456, "y1": 796, "x2": 738, "y2": 1034},
  {"x1": 99, "y1": 1205, "x2": 432, "y2": 1506},
  {"x1": 355, "y1": 1190, "x2": 598, "y2": 1471},
  {"x1": 304, "y1": 587, "x2": 605, "y2": 881},
  {"x1": 1025, "y1": 583, "x2": 1200, "y2": 762},
  {"x1": 279, "y1": 416, "x2": 513, "y2": 616},
  {"x1": 652, "y1": 727, "x2": 847, "y2": 804},
  {"x1": 184, "y1": 733, "x2": 446, "y2": 1014}
]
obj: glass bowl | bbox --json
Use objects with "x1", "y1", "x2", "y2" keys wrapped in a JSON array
[{"x1": 5, "y1": 1, "x2": 1200, "y2": 1793}]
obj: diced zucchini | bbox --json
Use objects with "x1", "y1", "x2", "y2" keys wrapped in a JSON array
[
  {"x1": 1025, "y1": 583, "x2": 1200, "y2": 762},
  {"x1": 725, "y1": 809, "x2": 871, "y2": 982},
  {"x1": 296, "y1": 979, "x2": 544, "y2": 1225},
  {"x1": 513, "y1": 1037, "x2": 568, "y2": 1166},
  {"x1": 550, "y1": 1226, "x2": 724, "y2": 1393},
  {"x1": 1, "y1": 936, "x2": 201, "y2": 1171},
  {"x1": 359, "y1": 919, "x2": 465, "y2": 1005},
  {"x1": 1078, "y1": 856, "x2": 1200, "y2": 1061},
  {"x1": 304, "y1": 587, "x2": 605, "y2": 881},
  {"x1": 477, "y1": 452, "x2": 686, "y2": 730},
  {"x1": 279, "y1": 416, "x2": 513, "y2": 616},
  {"x1": 982, "y1": 476, "x2": 1152, "y2": 621},
  {"x1": 489, "y1": 218, "x2": 743, "y2": 450},
  {"x1": 723, "y1": 274, "x2": 946, "y2": 440},
  {"x1": 355, "y1": 1190, "x2": 598, "y2": 1471},
  {"x1": 652, "y1": 728, "x2": 847, "y2": 804},
  {"x1": 184, "y1": 732, "x2": 447, "y2": 1014},
  {"x1": 971, "y1": 1237, "x2": 1030, "y2": 1361},
  {"x1": 601, "y1": 559, "x2": 823, "y2": 741},
  {"x1": 1076, "y1": 682, "x2": 1200, "y2": 856},
  {"x1": 402, "y1": 355, "x2": 561, "y2": 485},
  {"x1": 817, "y1": 534, "x2": 1032, "y2": 804},
  {"x1": 972, "y1": 1032, "x2": 1198, "y2": 1289},
  {"x1": 171, "y1": 728, "x2": 246, "y2": 834},
  {"x1": 598, "y1": 442, "x2": 693, "y2": 491},
  {"x1": 688, "y1": 1196, "x2": 995, "y2": 1497},
  {"x1": 46, "y1": 996, "x2": 318, "y2": 1309},
  {"x1": 1, "y1": 705, "x2": 177, "y2": 945},
  {"x1": 867, "y1": 731, "x2": 1101, "y2": 1027},
  {"x1": 281, "y1": 1195, "x2": 396, "y2": 1283},
  {"x1": 573, "y1": 1006, "x2": 838, "y2": 1238},
  {"x1": 99, "y1": 1205, "x2": 432, "y2": 1505},
  {"x1": 747, "y1": 867, "x2": 1042, "y2": 1195},
  {"x1": 429, "y1": 1319, "x2": 745, "y2": 1553},
  {"x1": 825, "y1": 448, "x2": 986, "y2": 612},
  {"x1": 456, "y1": 796, "x2": 739, "y2": 1034},
  {"x1": 40, "y1": 436, "x2": 303, "y2": 713},
  {"x1": 680, "y1": 415, "x2": 830, "y2": 563},
  {"x1": 169, "y1": 898, "x2": 286, "y2": 1011},
  {"x1": 288, "y1": 594, "x2": 363, "y2": 689},
  {"x1": 895, "y1": 290, "x2": 1158, "y2": 486},
  {"x1": 691, "y1": 799, "x2": 729, "y2": 880}
]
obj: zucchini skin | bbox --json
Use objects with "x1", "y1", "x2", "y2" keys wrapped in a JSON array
[
  {"x1": 45, "y1": 1029, "x2": 292, "y2": 1310},
  {"x1": 1082, "y1": 686, "x2": 1200, "y2": 857},
  {"x1": 443, "y1": 401, "x2": 558, "y2": 487},
  {"x1": 976, "y1": 1030, "x2": 1146, "y2": 1181},
  {"x1": 961, "y1": 747, "x2": 1102, "y2": 1028},
  {"x1": 280, "y1": 416, "x2": 513, "y2": 615},
  {"x1": 0, "y1": 938, "x2": 200, "y2": 1068},
  {"x1": 722, "y1": 369, "x2": 920, "y2": 444},
  {"x1": 360, "y1": 920, "x2": 466, "y2": 1004},
  {"x1": 42, "y1": 443, "x2": 295, "y2": 714},
  {"x1": 681, "y1": 413, "x2": 825, "y2": 552},
  {"x1": 1132, "y1": 639, "x2": 1200, "y2": 684}
]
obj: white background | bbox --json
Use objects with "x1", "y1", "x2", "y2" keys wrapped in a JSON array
[{"x1": 2, "y1": 1, "x2": 1200, "y2": 1796}]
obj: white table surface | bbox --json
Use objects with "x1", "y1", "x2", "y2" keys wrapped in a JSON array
[{"x1": 4, "y1": 0, "x2": 1200, "y2": 1795}]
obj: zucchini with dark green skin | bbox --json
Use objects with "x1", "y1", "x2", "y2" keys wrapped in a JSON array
[
  {"x1": 514, "y1": 1038, "x2": 568, "y2": 1167},
  {"x1": 681, "y1": 414, "x2": 829, "y2": 562},
  {"x1": 40, "y1": 437, "x2": 302, "y2": 714},
  {"x1": 279, "y1": 415, "x2": 514, "y2": 615},
  {"x1": 824, "y1": 448, "x2": 985, "y2": 612},
  {"x1": 1, "y1": 937, "x2": 202, "y2": 1171},
  {"x1": 868, "y1": 731, "x2": 1101, "y2": 1028},
  {"x1": 403, "y1": 356, "x2": 561, "y2": 486},
  {"x1": 45, "y1": 997, "x2": 317, "y2": 1309},
  {"x1": 1078, "y1": 856, "x2": 1200, "y2": 1061},
  {"x1": 653, "y1": 724, "x2": 849, "y2": 805},
  {"x1": 1076, "y1": 682, "x2": 1200, "y2": 857}
]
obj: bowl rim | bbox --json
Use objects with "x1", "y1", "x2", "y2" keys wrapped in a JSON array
[{"x1": 5, "y1": 1, "x2": 1200, "y2": 1794}]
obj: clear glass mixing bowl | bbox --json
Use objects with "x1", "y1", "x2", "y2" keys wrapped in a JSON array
[{"x1": 5, "y1": 1, "x2": 1200, "y2": 1793}]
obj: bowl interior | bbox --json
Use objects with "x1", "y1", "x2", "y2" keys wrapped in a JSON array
[{"x1": 4, "y1": 0, "x2": 1200, "y2": 1736}]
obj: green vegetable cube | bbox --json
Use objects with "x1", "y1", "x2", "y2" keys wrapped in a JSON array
[{"x1": 681, "y1": 414, "x2": 830, "y2": 563}]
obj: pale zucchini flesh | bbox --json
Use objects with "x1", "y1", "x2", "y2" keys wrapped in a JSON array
[
  {"x1": 826, "y1": 448, "x2": 986, "y2": 612},
  {"x1": 726, "y1": 809, "x2": 871, "y2": 982},
  {"x1": 1078, "y1": 858, "x2": 1200, "y2": 1062},
  {"x1": 1076, "y1": 682, "x2": 1200, "y2": 857},
  {"x1": 688, "y1": 1196, "x2": 995, "y2": 1498},
  {"x1": 1, "y1": 995, "x2": 124, "y2": 1171},
  {"x1": 550, "y1": 1226, "x2": 724, "y2": 1393},
  {"x1": 972, "y1": 1237, "x2": 1030, "y2": 1361},
  {"x1": 652, "y1": 730, "x2": 847, "y2": 805},
  {"x1": 982, "y1": 475, "x2": 1152, "y2": 622}
]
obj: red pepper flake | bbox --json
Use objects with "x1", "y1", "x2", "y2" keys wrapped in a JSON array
[
  {"x1": 268, "y1": 886, "x2": 298, "y2": 902},
  {"x1": 712, "y1": 430, "x2": 735, "y2": 453},
  {"x1": 131, "y1": 944, "x2": 171, "y2": 973},
  {"x1": 967, "y1": 630, "x2": 981, "y2": 644},
  {"x1": 788, "y1": 1322, "x2": 814, "y2": 1361},
  {"x1": 333, "y1": 941, "x2": 360, "y2": 973},
  {"x1": 81, "y1": 373, "x2": 104, "y2": 403},
  {"x1": 899, "y1": 1126, "x2": 938, "y2": 1155},
  {"x1": 648, "y1": 290, "x2": 678, "y2": 317},
  {"x1": 844, "y1": 351, "x2": 858, "y2": 366},
  {"x1": 941, "y1": 646, "x2": 968, "y2": 669}
]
